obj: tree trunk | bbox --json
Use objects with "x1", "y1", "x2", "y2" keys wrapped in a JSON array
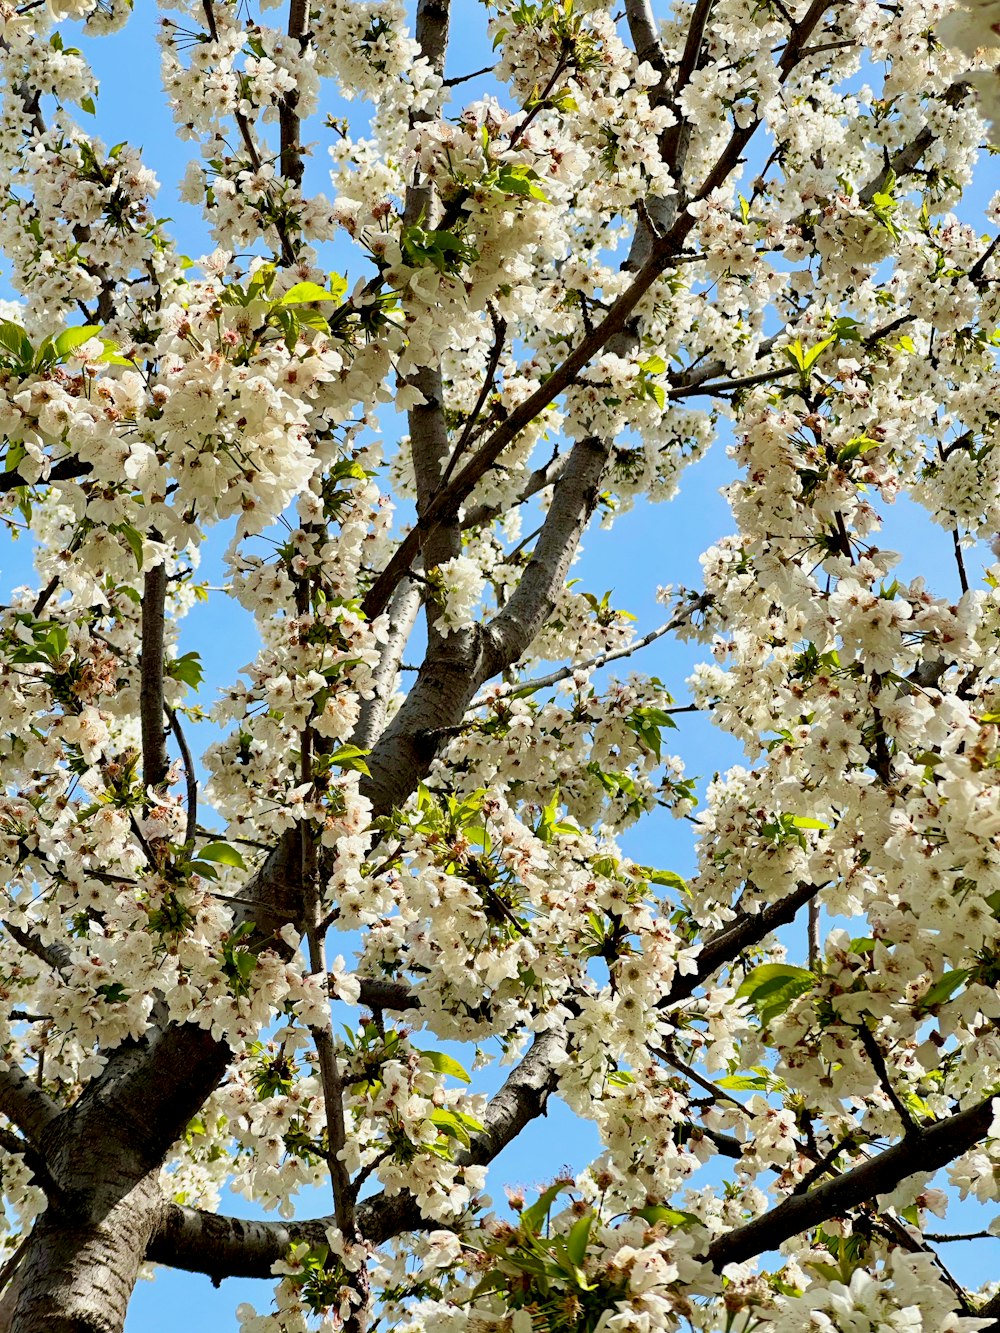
[{"x1": 9, "y1": 1172, "x2": 161, "y2": 1333}]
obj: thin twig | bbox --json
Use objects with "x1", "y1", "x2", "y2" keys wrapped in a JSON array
[
  {"x1": 970, "y1": 232, "x2": 1000, "y2": 285},
  {"x1": 439, "y1": 309, "x2": 507, "y2": 488},
  {"x1": 790, "y1": 1129, "x2": 865, "y2": 1195},
  {"x1": 952, "y1": 528, "x2": 969, "y2": 596},
  {"x1": 666, "y1": 366, "x2": 796, "y2": 398},
  {"x1": 807, "y1": 898, "x2": 820, "y2": 970},
  {"x1": 857, "y1": 1024, "x2": 918, "y2": 1135},
  {"x1": 167, "y1": 706, "x2": 198, "y2": 846},
  {"x1": 469, "y1": 603, "x2": 707, "y2": 709},
  {"x1": 656, "y1": 1042, "x2": 754, "y2": 1118}
]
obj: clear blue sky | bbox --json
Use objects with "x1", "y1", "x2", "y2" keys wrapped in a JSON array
[{"x1": 0, "y1": 3, "x2": 993, "y2": 1327}]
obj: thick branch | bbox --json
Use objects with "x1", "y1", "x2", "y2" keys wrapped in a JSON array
[
  {"x1": 148, "y1": 1028, "x2": 565, "y2": 1277},
  {"x1": 659, "y1": 880, "x2": 824, "y2": 1010},
  {"x1": 357, "y1": 978, "x2": 418, "y2": 1013},
  {"x1": 351, "y1": 583, "x2": 421, "y2": 752},
  {"x1": 407, "y1": 366, "x2": 461, "y2": 583},
  {"x1": 706, "y1": 1097, "x2": 995, "y2": 1269},
  {"x1": 362, "y1": 1, "x2": 833, "y2": 625},
  {"x1": 362, "y1": 435, "x2": 610, "y2": 816},
  {"x1": 0, "y1": 457, "x2": 91, "y2": 495},
  {"x1": 652, "y1": 0, "x2": 715, "y2": 212},
  {"x1": 403, "y1": 2, "x2": 456, "y2": 641},
  {"x1": 415, "y1": 0, "x2": 451, "y2": 72},
  {"x1": 278, "y1": 0, "x2": 308, "y2": 186},
  {"x1": 140, "y1": 563, "x2": 169, "y2": 795},
  {"x1": 483, "y1": 437, "x2": 609, "y2": 672},
  {"x1": 461, "y1": 451, "x2": 569, "y2": 530},
  {"x1": 624, "y1": 0, "x2": 667, "y2": 69},
  {"x1": 858, "y1": 127, "x2": 935, "y2": 205},
  {"x1": 2, "y1": 921, "x2": 70, "y2": 975},
  {"x1": 361, "y1": 242, "x2": 675, "y2": 622},
  {"x1": 0, "y1": 1067, "x2": 58, "y2": 1148}
]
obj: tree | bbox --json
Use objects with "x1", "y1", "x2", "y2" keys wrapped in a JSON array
[{"x1": 0, "y1": 0, "x2": 998, "y2": 1329}]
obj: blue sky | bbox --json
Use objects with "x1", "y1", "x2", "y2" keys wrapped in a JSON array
[{"x1": 0, "y1": 1, "x2": 996, "y2": 1327}]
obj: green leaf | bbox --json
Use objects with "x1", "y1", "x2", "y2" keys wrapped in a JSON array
[
  {"x1": 98, "y1": 339, "x2": 134, "y2": 366},
  {"x1": 80, "y1": 95, "x2": 97, "y2": 115},
  {"x1": 802, "y1": 335, "x2": 836, "y2": 371},
  {"x1": 430, "y1": 1107, "x2": 472, "y2": 1148},
  {"x1": 97, "y1": 981, "x2": 129, "y2": 1003},
  {"x1": 837, "y1": 435, "x2": 882, "y2": 464},
  {"x1": 640, "y1": 866, "x2": 687, "y2": 892},
  {"x1": 830, "y1": 315, "x2": 862, "y2": 341},
  {"x1": 295, "y1": 307, "x2": 331, "y2": 334},
  {"x1": 783, "y1": 335, "x2": 835, "y2": 380},
  {"x1": 788, "y1": 814, "x2": 830, "y2": 830},
  {"x1": 417, "y1": 1049, "x2": 472, "y2": 1084},
  {"x1": 633, "y1": 1205, "x2": 700, "y2": 1230},
  {"x1": 279, "y1": 281, "x2": 341, "y2": 305},
  {"x1": 639, "y1": 354, "x2": 666, "y2": 375},
  {"x1": 737, "y1": 963, "x2": 814, "y2": 1000},
  {"x1": 167, "y1": 652, "x2": 204, "y2": 691},
  {"x1": 118, "y1": 523, "x2": 143, "y2": 570},
  {"x1": 566, "y1": 1211, "x2": 594, "y2": 1267},
  {"x1": 520, "y1": 1181, "x2": 572, "y2": 1234},
  {"x1": 0, "y1": 321, "x2": 33, "y2": 368},
  {"x1": 53, "y1": 325, "x2": 102, "y2": 359},
  {"x1": 327, "y1": 744, "x2": 371, "y2": 777},
  {"x1": 198, "y1": 841, "x2": 247, "y2": 870},
  {"x1": 495, "y1": 163, "x2": 548, "y2": 201},
  {"x1": 917, "y1": 968, "x2": 970, "y2": 1012},
  {"x1": 717, "y1": 1072, "x2": 771, "y2": 1091},
  {"x1": 737, "y1": 963, "x2": 814, "y2": 1027}
]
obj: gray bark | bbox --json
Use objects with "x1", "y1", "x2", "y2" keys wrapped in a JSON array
[{"x1": 10, "y1": 1175, "x2": 161, "y2": 1333}]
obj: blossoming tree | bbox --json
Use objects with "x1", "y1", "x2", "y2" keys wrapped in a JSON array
[{"x1": 0, "y1": 0, "x2": 999, "y2": 1329}]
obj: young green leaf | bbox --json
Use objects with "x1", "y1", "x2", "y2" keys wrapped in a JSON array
[{"x1": 197, "y1": 841, "x2": 247, "y2": 870}]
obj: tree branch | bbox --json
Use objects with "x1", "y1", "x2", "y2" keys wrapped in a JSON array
[
  {"x1": 624, "y1": 0, "x2": 667, "y2": 70},
  {"x1": 482, "y1": 437, "x2": 610, "y2": 673},
  {"x1": 360, "y1": 243, "x2": 677, "y2": 622},
  {"x1": 706, "y1": 1096, "x2": 995, "y2": 1269},
  {"x1": 140, "y1": 563, "x2": 169, "y2": 796},
  {"x1": 659, "y1": 880, "x2": 824, "y2": 1011},
  {"x1": 2, "y1": 920, "x2": 70, "y2": 975},
  {"x1": 351, "y1": 583, "x2": 421, "y2": 752},
  {"x1": 0, "y1": 457, "x2": 91, "y2": 495},
  {"x1": 278, "y1": 0, "x2": 308, "y2": 187},
  {"x1": 0, "y1": 1126, "x2": 62, "y2": 1201},
  {"x1": 362, "y1": 1, "x2": 835, "y2": 626},
  {"x1": 461, "y1": 451, "x2": 570, "y2": 530},
  {"x1": 166, "y1": 706, "x2": 197, "y2": 847},
  {"x1": 858, "y1": 127, "x2": 935, "y2": 205},
  {"x1": 0, "y1": 1067, "x2": 58, "y2": 1148},
  {"x1": 856, "y1": 1023, "x2": 918, "y2": 1135},
  {"x1": 148, "y1": 1028, "x2": 566, "y2": 1277},
  {"x1": 357, "y1": 978, "x2": 418, "y2": 1013},
  {"x1": 469, "y1": 603, "x2": 705, "y2": 709}
]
